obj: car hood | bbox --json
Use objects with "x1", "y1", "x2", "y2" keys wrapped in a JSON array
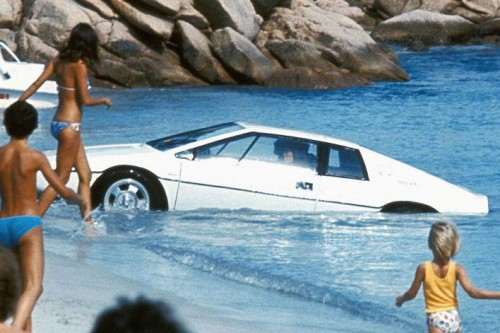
[{"x1": 45, "y1": 143, "x2": 166, "y2": 172}]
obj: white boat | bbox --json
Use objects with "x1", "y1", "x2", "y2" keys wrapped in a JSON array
[{"x1": 0, "y1": 40, "x2": 57, "y2": 94}]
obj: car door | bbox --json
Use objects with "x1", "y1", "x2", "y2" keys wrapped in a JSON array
[
  {"x1": 315, "y1": 144, "x2": 379, "y2": 212},
  {"x1": 235, "y1": 135, "x2": 319, "y2": 211},
  {"x1": 174, "y1": 134, "x2": 319, "y2": 211}
]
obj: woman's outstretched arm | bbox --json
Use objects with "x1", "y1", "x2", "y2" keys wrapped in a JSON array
[{"x1": 18, "y1": 60, "x2": 55, "y2": 101}]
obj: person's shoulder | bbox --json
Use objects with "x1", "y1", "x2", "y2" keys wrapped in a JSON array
[
  {"x1": 454, "y1": 262, "x2": 465, "y2": 272},
  {"x1": 417, "y1": 262, "x2": 428, "y2": 270},
  {"x1": 416, "y1": 262, "x2": 427, "y2": 273},
  {"x1": 47, "y1": 57, "x2": 59, "y2": 67},
  {"x1": 24, "y1": 147, "x2": 48, "y2": 164}
]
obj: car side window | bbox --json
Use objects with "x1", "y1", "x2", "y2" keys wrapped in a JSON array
[
  {"x1": 194, "y1": 135, "x2": 256, "y2": 160},
  {"x1": 326, "y1": 146, "x2": 367, "y2": 180},
  {"x1": 243, "y1": 135, "x2": 317, "y2": 170}
]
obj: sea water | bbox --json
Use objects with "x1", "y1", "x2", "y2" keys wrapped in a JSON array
[{"x1": 4, "y1": 45, "x2": 500, "y2": 332}]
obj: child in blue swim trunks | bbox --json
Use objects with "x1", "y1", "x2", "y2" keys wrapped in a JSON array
[
  {"x1": 396, "y1": 221, "x2": 500, "y2": 333},
  {"x1": 0, "y1": 101, "x2": 84, "y2": 333}
]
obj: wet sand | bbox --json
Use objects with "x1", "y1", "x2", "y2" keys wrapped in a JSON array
[{"x1": 33, "y1": 251, "x2": 258, "y2": 333}]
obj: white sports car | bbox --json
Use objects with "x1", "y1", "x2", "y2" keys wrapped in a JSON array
[{"x1": 37, "y1": 122, "x2": 488, "y2": 214}]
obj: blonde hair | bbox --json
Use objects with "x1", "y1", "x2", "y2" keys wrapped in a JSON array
[{"x1": 428, "y1": 221, "x2": 461, "y2": 261}]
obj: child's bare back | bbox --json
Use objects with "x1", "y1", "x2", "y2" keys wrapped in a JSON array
[{"x1": 0, "y1": 141, "x2": 46, "y2": 217}]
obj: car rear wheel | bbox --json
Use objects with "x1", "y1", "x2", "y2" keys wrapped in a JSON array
[
  {"x1": 381, "y1": 201, "x2": 437, "y2": 213},
  {"x1": 91, "y1": 168, "x2": 167, "y2": 211}
]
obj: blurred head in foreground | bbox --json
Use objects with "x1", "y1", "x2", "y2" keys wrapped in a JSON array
[
  {"x1": 0, "y1": 245, "x2": 21, "y2": 321},
  {"x1": 91, "y1": 296, "x2": 188, "y2": 333}
]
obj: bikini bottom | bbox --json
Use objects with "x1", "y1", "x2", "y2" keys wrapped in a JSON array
[{"x1": 51, "y1": 121, "x2": 80, "y2": 139}]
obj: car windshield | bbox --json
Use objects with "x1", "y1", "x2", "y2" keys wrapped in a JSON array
[{"x1": 146, "y1": 122, "x2": 243, "y2": 151}]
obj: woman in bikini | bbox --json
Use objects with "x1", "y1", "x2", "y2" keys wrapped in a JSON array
[{"x1": 19, "y1": 23, "x2": 111, "y2": 226}]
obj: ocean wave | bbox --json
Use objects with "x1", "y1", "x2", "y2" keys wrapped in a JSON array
[{"x1": 146, "y1": 243, "x2": 418, "y2": 329}]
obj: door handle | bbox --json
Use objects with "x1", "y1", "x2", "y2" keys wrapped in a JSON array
[{"x1": 296, "y1": 182, "x2": 313, "y2": 191}]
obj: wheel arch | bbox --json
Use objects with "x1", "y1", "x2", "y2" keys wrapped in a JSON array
[
  {"x1": 381, "y1": 201, "x2": 438, "y2": 213},
  {"x1": 91, "y1": 165, "x2": 168, "y2": 210}
]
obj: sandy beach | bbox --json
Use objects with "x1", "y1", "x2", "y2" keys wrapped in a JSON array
[{"x1": 33, "y1": 251, "x2": 258, "y2": 333}]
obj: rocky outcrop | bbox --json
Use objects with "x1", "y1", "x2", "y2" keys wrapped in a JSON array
[
  {"x1": 372, "y1": 10, "x2": 477, "y2": 46},
  {"x1": 256, "y1": 4, "x2": 409, "y2": 83},
  {"x1": 0, "y1": 0, "x2": 498, "y2": 90}
]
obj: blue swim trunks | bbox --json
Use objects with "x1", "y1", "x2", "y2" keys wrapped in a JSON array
[{"x1": 0, "y1": 216, "x2": 42, "y2": 248}]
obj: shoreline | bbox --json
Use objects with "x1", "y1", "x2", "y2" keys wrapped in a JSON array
[{"x1": 33, "y1": 251, "x2": 258, "y2": 333}]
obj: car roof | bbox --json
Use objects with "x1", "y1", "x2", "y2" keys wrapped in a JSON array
[{"x1": 234, "y1": 121, "x2": 363, "y2": 149}]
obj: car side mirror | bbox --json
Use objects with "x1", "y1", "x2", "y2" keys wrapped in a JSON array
[
  {"x1": 175, "y1": 149, "x2": 194, "y2": 161},
  {"x1": 176, "y1": 150, "x2": 194, "y2": 160}
]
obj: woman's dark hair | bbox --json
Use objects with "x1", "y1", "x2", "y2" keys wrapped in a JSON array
[
  {"x1": 59, "y1": 23, "x2": 100, "y2": 66},
  {"x1": 3, "y1": 101, "x2": 38, "y2": 139}
]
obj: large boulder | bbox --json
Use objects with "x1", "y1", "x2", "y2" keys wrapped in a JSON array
[
  {"x1": 108, "y1": 0, "x2": 174, "y2": 40},
  {"x1": 448, "y1": 0, "x2": 499, "y2": 23},
  {"x1": 313, "y1": 0, "x2": 366, "y2": 20},
  {"x1": 374, "y1": 0, "x2": 451, "y2": 18},
  {"x1": 0, "y1": 0, "x2": 22, "y2": 28},
  {"x1": 266, "y1": 40, "x2": 343, "y2": 71},
  {"x1": 17, "y1": 0, "x2": 93, "y2": 62},
  {"x1": 250, "y1": 0, "x2": 290, "y2": 17},
  {"x1": 174, "y1": 4, "x2": 210, "y2": 30},
  {"x1": 77, "y1": 0, "x2": 118, "y2": 19},
  {"x1": 194, "y1": 0, "x2": 263, "y2": 40},
  {"x1": 178, "y1": 20, "x2": 236, "y2": 84},
  {"x1": 371, "y1": 10, "x2": 477, "y2": 46},
  {"x1": 374, "y1": 0, "x2": 499, "y2": 23},
  {"x1": 477, "y1": 17, "x2": 500, "y2": 43},
  {"x1": 140, "y1": 0, "x2": 181, "y2": 15},
  {"x1": 211, "y1": 27, "x2": 280, "y2": 84},
  {"x1": 256, "y1": 3, "x2": 409, "y2": 82}
]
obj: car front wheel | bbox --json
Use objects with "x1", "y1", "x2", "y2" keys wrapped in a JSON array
[{"x1": 91, "y1": 167, "x2": 168, "y2": 211}]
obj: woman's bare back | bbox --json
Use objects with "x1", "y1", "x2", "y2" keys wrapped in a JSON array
[{"x1": 53, "y1": 60, "x2": 87, "y2": 123}]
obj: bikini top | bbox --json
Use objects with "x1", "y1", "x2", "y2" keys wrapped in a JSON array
[{"x1": 57, "y1": 85, "x2": 76, "y2": 91}]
